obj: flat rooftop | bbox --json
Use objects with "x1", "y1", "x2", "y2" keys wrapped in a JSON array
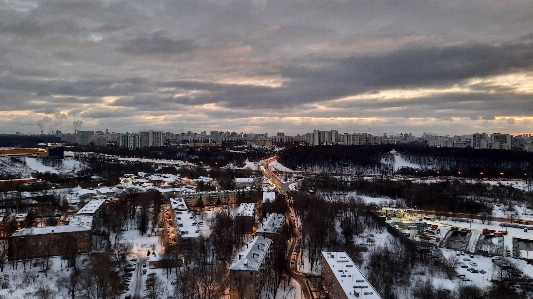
[
  {"x1": 13, "y1": 225, "x2": 90, "y2": 236},
  {"x1": 76, "y1": 198, "x2": 107, "y2": 215},
  {"x1": 236, "y1": 203, "x2": 255, "y2": 217},
  {"x1": 322, "y1": 251, "x2": 382, "y2": 299},
  {"x1": 256, "y1": 213, "x2": 284, "y2": 234},
  {"x1": 230, "y1": 236, "x2": 272, "y2": 271}
]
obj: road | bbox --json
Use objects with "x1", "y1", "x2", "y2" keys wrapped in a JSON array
[
  {"x1": 259, "y1": 157, "x2": 290, "y2": 194},
  {"x1": 131, "y1": 255, "x2": 144, "y2": 299},
  {"x1": 261, "y1": 157, "x2": 313, "y2": 299}
]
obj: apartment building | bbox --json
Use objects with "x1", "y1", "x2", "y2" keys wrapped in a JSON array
[
  {"x1": 229, "y1": 236, "x2": 273, "y2": 299},
  {"x1": 321, "y1": 251, "x2": 381, "y2": 299},
  {"x1": 236, "y1": 203, "x2": 255, "y2": 232},
  {"x1": 8, "y1": 225, "x2": 91, "y2": 260},
  {"x1": 256, "y1": 213, "x2": 285, "y2": 241}
]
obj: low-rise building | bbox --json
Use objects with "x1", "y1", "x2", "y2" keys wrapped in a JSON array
[
  {"x1": 236, "y1": 203, "x2": 255, "y2": 218},
  {"x1": 262, "y1": 191, "x2": 276, "y2": 203},
  {"x1": 170, "y1": 197, "x2": 188, "y2": 211},
  {"x1": 174, "y1": 210, "x2": 200, "y2": 240},
  {"x1": 234, "y1": 178, "x2": 256, "y2": 189},
  {"x1": 68, "y1": 198, "x2": 108, "y2": 229},
  {"x1": 8, "y1": 225, "x2": 91, "y2": 260},
  {"x1": 256, "y1": 213, "x2": 285, "y2": 241},
  {"x1": 229, "y1": 236, "x2": 273, "y2": 299},
  {"x1": 321, "y1": 251, "x2": 381, "y2": 299},
  {"x1": 236, "y1": 203, "x2": 255, "y2": 232}
]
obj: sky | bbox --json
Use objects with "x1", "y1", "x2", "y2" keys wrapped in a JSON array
[{"x1": 1, "y1": 0, "x2": 532, "y2": 136}]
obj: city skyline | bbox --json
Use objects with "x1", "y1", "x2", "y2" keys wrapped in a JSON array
[{"x1": 1, "y1": 1, "x2": 532, "y2": 136}]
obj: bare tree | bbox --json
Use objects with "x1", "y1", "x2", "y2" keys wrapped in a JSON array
[
  {"x1": 79, "y1": 251, "x2": 121, "y2": 299},
  {"x1": 442, "y1": 254, "x2": 461, "y2": 279},
  {"x1": 0, "y1": 241, "x2": 7, "y2": 272},
  {"x1": 33, "y1": 283, "x2": 55, "y2": 299},
  {"x1": 144, "y1": 274, "x2": 166, "y2": 299},
  {"x1": 56, "y1": 265, "x2": 81, "y2": 299}
]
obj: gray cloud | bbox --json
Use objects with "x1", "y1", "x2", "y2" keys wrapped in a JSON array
[
  {"x1": 1, "y1": 0, "x2": 533, "y2": 135},
  {"x1": 119, "y1": 32, "x2": 196, "y2": 55}
]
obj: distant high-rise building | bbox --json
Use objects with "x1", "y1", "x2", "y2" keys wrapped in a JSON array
[
  {"x1": 471, "y1": 133, "x2": 489, "y2": 149},
  {"x1": 139, "y1": 130, "x2": 164, "y2": 147},
  {"x1": 491, "y1": 133, "x2": 512, "y2": 150}
]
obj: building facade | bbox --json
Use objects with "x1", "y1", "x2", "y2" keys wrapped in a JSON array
[
  {"x1": 8, "y1": 226, "x2": 91, "y2": 260},
  {"x1": 321, "y1": 251, "x2": 382, "y2": 299},
  {"x1": 229, "y1": 236, "x2": 273, "y2": 299}
]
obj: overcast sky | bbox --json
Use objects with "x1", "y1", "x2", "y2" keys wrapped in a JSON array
[{"x1": 1, "y1": 0, "x2": 532, "y2": 136}]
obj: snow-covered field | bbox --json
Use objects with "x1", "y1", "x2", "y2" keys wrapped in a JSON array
[
  {"x1": 393, "y1": 154, "x2": 422, "y2": 171},
  {"x1": 0, "y1": 156, "x2": 86, "y2": 177},
  {"x1": 268, "y1": 161, "x2": 293, "y2": 172}
]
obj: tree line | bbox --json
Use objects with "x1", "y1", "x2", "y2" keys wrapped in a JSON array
[{"x1": 278, "y1": 144, "x2": 533, "y2": 179}]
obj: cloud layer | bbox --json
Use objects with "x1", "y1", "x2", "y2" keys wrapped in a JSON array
[{"x1": 1, "y1": 0, "x2": 532, "y2": 136}]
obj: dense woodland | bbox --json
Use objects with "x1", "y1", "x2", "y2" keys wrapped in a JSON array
[
  {"x1": 72, "y1": 145, "x2": 273, "y2": 167},
  {"x1": 299, "y1": 175, "x2": 533, "y2": 214},
  {"x1": 288, "y1": 191, "x2": 526, "y2": 299},
  {"x1": 0, "y1": 135, "x2": 61, "y2": 148},
  {"x1": 279, "y1": 145, "x2": 533, "y2": 178}
]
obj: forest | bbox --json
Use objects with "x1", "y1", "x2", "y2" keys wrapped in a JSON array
[{"x1": 278, "y1": 144, "x2": 533, "y2": 178}]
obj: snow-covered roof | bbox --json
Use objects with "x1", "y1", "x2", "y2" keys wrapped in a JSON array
[
  {"x1": 132, "y1": 178, "x2": 149, "y2": 183},
  {"x1": 76, "y1": 189, "x2": 98, "y2": 196},
  {"x1": 76, "y1": 199, "x2": 107, "y2": 215},
  {"x1": 96, "y1": 187, "x2": 115, "y2": 195},
  {"x1": 229, "y1": 236, "x2": 272, "y2": 271},
  {"x1": 321, "y1": 251, "x2": 382, "y2": 299},
  {"x1": 149, "y1": 174, "x2": 174, "y2": 181},
  {"x1": 68, "y1": 215, "x2": 93, "y2": 228},
  {"x1": 174, "y1": 211, "x2": 200, "y2": 239},
  {"x1": 13, "y1": 225, "x2": 90, "y2": 236},
  {"x1": 235, "y1": 178, "x2": 255, "y2": 183},
  {"x1": 236, "y1": 203, "x2": 255, "y2": 217},
  {"x1": 256, "y1": 213, "x2": 284, "y2": 234},
  {"x1": 194, "y1": 176, "x2": 213, "y2": 182},
  {"x1": 262, "y1": 191, "x2": 275, "y2": 203},
  {"x1": 170, "y1": 198, "x2": 188, "y2": 211}
]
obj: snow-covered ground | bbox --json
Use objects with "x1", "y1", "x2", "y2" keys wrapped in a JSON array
[
  {"x1": 0, "y1": 155, "x2": 86, "y2": 177},
  {"x1": 243, "y1": 160, "x2": 259, "y2": 170},
  {"x1": 268, "y1": 161, "x2": 294, "y2": 172},
  {"x1": 274, "y1": 278, "x2": 303, "y2": 299},
  {"x1": 393, "y1": 154, "x2": 422, "y2": 171}
]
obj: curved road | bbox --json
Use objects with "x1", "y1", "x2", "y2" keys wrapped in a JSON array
[{"x1": 261, "y1": 157, "x2": 313, "y2": 299}]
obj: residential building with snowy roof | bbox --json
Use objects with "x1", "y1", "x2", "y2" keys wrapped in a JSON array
[
  {"x1": 68, "y1": 198, "x2": 108, "y2": 229},
  {"x1": 76, "y1": 198, "x2": 107, "y2": 215},
  {"x1": 174, "y1": 210, "x2": 200, "y2": 241},
  {"x1": 256, "y1": 213, "x2": 285, "y2": 240},
  {"x1": 262, "y1": 191, "x2": 275, "y2": 203},
  {"x1": 236, "y1": 203, "x2": 255, "y2": 217},
  {"x1": 75, "y1": 189, "x2": 98, "y2": 200},
  {"x1": 234, "y1": 177, "x2": 255, "y2": 189},
  {"x1": 170, "y1": 197, "x2": 188, "y2": 211},
  {"x1": 229, "y1": 236, "x2": 273, "y2": 299},
  {"x1": 321, "y1": 251, "x2": 382, "y2": 299},
  {"x1": 236, "y1": 203, "x2": 255, "y2": 232},
  {"x1": 8, "y1": 225, "x2": 91, "y2": 260}
]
